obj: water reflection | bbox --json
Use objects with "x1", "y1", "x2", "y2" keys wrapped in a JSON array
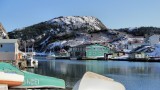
[{"x1": 27, "y1": 60, "x2": 160, "y2": 90}]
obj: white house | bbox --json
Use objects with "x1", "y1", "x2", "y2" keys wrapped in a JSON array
[
  {"x1": 0, "y1": 39, "x2": 19, "y2": 60},
  {"x1": 144, "y1": 34, "x2": 160, "y2": 46},
  {"x1": 125, "y1": 43, "x2": 143, "y2": 51},
  {"x1": 124, "y1": 37, "x2": 144, "y2": 50}
]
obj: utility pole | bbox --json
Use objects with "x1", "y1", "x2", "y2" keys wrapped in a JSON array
[{"x1": 24, "y1": 41, "x2": 26, "y2": 53}]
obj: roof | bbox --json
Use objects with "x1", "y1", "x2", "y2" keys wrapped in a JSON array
[
  {"x1": 0, "y1": 39, "x2": 18, "y2": 43},
  {"x1": 72, "y1": 43, "x2": 93, "y2": 48}
]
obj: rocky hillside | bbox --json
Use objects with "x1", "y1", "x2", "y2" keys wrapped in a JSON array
[
  {"x1": 0, "y1": 23, "x2": 9, "y2": 39},
  {"x1": 8, "y1": 16, "x2": 108, "y2": 51},
  {"x1": 7, "y1": 16, "x2": 160, "y2": 52},
  {"x1": 116, "y1": 27, "x2": 160, "y2": 36}
]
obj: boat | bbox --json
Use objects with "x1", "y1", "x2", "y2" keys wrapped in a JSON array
[
  {"x1": 35, "y1": 52, "x2": 47, "y2": 57},
  {"x1": 26, "y1": 57, "x2": 38, "y2": 67},
  {"x1": 13, "y1": 71, "x2": 65, "y2": 89},
  {"x1": 46, "y1": 53, "x2": 56, "y2": 60},
  {"x1": 0, "y1": 62, "x2": 24, "y2": 87},
  {"x1": 0, "y1": 62, "x2": 66, "y2": 89},
  {"x1": 73, "y1": 72, "x2": 125, "y2": 90},
  {"x1": 25, "y1": 52, "x2": 38, "y2": 67}
]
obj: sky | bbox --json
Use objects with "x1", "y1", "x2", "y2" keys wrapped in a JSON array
[{"x1": 0, "y1": 0, "x2": 160, "y2": 32}]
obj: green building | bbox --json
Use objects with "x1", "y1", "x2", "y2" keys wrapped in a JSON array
[{"x1": 70, "y1": 44, "x2": 111, "y2": 59}]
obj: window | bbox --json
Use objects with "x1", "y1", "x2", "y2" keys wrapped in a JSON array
[
  {"x1": 86, "y1": 48, "x2": 90, "y2": 50},
  {"x1": 0, "y1": 44, "x2": 2, "y2": 48}
]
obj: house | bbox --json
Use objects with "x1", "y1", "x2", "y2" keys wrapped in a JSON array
[
  {"x1": 69, "y1": 44, "x2": 89, "y2": 59},
  {"x1": 104, "y1": 51, "x2": 127, "y2": 60},
  {"x1": 129, "y1": 52, "x2": 149, "y2": 60},
  {"x1": 124, "y1": 37, "x2": 144, "y2": 50},
  {"x1": 0, "y1": 39, "x2": 21, "y2": 60},
  {"x1": 56, "y1": 49, "x2": 70, "y2": 57},
  {"x1": 144, "y1": 34, "x2": 160, "y2": 46},
  {"x1": 69, "y1": 44, "x2": 112, "y2": 59}
]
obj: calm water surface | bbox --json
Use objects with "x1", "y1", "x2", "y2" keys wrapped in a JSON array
[{"x1": 27, "y1": 59, "x2": 160, "y2": 90}]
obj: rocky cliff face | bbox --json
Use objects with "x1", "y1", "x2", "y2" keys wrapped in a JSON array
[
  {"x1": 0, "y1": 23, "x2": 9, "y2": 39},
  {"x1": 8, "y1": 16, "x2": 108, "y2": 51},
  {"x1": 47, "y1": 16, "x2": 107, "y2": 33}
]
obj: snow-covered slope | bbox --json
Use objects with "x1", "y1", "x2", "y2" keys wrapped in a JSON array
[
  {"x1": 147, "y1": 44, "x2": 160, "y2": 57},
  {"x1": 132, "y1": 44, "x2": 160, "y2": 57},
  {"x1": 46, "y1": 32, "x2": 110, "y2": 49},
  {"x1": 47, "y1": 16, "x2": 106, "y2": 33},
  {"x1": 8, "y1": 16, "x2": 108, "y2": 51}
]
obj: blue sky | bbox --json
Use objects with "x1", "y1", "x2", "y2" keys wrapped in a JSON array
[{"x1": 0, "y1": 0, "x2": 160, "y2": 32}]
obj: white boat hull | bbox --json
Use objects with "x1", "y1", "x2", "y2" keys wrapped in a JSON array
[
  {"x1": 0, "y1": 72, "x2": 24, "y2": 87},
  {"x1": 73, "y1": 72, "x2": 125, "y2": 90},
  {"x1": 46, "y1": 56, "x2": 55, "y2": 60}
]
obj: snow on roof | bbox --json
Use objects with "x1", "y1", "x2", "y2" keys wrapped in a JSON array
[
  {"x1": 147, "y1": 44, "x2": 160, "y2": 57},
  {"x1": 0, "y1": 39, "x2": 18, "y2": 43}
]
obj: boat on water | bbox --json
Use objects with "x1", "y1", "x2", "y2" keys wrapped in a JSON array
[
  {"x1": 73, "y1": 72, "x2": 125, "y2": 90},
  {"x1": 26, "y1": 57, "x2": 38, "y2": 67},
  {"x1": 46, "y1": 52, "x2": 69, "y2": 60},
  {"x1": 25, "y1": 52, "x2": 38, "y2": 67},
  {"x1": 34, "y1": 52, "x2": 47, "y2": 58},
  {"x1": 46, "y1": 52, "x2": 56, "y2": 60},
  {"x1": 0, "y1": 62, "x2": 24, "y2": 87}
]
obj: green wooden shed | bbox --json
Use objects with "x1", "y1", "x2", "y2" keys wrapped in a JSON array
[
  {"x1": 86, "y1": 44, "x2": 111, "y2": 59},
  {"x1": 70, "y1": 44, "x2": 111, "y2": 59}
]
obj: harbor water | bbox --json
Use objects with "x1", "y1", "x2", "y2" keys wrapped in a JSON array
[{"x1": 27, "y1": 59, "x2": 160, "y2": 90}]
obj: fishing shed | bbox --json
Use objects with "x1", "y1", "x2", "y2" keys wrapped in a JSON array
[{"x1": 0, "y1": 39, "x2": 20, "y2": 60}]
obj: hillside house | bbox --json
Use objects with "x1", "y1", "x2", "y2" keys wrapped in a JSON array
[
  {"x1": 0, "y1": 39, "x2": 20, "y2": 60},
  {"x1": 129, "y1": 52, "x2": 149, "y2": 60},
  {"x1": 125, "y1": 37, "x2": 144, "y2": 50},
  {"x1": 69, "y1": 44, "x2": 112, "y2": 59},
  {"x1": 144, "y1": 34, "x2": 160, "y2": 45}
]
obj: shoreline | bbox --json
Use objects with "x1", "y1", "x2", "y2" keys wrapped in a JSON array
[{"x1": 34, "y1": 56, "x2": 160, "y2": 62}]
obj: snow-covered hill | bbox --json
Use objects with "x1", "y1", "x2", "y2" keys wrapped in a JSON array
[
  {"x1": 47, "y1": 16, "x2": 106, "y2": 33},
  {"x1": 8, "y1": 16, "x2": 108, "y2": 51},
  {"x1": 7, "y1": 16, "x2": 160, "y2": 52},
  {"x1": 146, "y1": 44, "x2": 160, "y2": 57}
]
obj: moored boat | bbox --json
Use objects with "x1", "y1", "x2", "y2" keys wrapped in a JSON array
[
  {"x1": 0, "y1": 62, "x2": 24, "y2": 87},
  {"x1": 26, "y1": 57, "x2": 38, "y2": 67},
  {"x1": 73, "y1": 72, "x2": 125, "y2": 90},
  {"x1": 46, "y1": 54, "x2": 56, "y2": 60},
  {"x1": 0, "y1": 72, "x2": 24, "y2": 87},
  {"x1": 46, "y1": 51, "x2": 56, "y2": 60},
  {"x1": 0, "y1": 62, "x2": 66, "y2": 89}
]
